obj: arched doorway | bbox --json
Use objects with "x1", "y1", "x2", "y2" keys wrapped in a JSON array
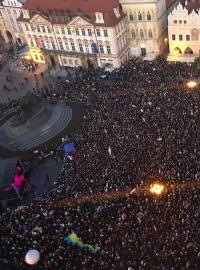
[
  {"x1": 87, "y1": 58, "x2": 94, "y2": 69},
  {"x1": 174, "y1": 47, "x2": 182, "y2": 54},
  {"x1": 49, "y1": 55, "x2": 56, "y2": 66},
  {"x1": 184, "y1": 47, "x2": 193, "y2": 54},
  {"x1": 141, "y1": 44, "x2": 146, "y2": 56}
]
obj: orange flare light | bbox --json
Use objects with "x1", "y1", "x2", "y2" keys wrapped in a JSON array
[
  {"x1": 187, "y1": 81, "x2": 197, "y2": 89},
  {"x1": 150, "y1": 183, "x2": 165, "y2": 195}
]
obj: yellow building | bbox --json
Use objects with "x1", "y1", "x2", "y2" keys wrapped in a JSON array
[
  {"x1": 119, "y1": 0, "x2": 178, "y2": 57},
  {"x1": 168, "y1": 1, "x2": 200, "y2": 62}
]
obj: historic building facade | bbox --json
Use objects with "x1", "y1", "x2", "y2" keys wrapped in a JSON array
[
  {"x1": 168, "y1": 1, "x2": 200, "y2": 62},
  {"x1": 0, "y1": 2, "x2": 11, "y2": 43},
  {"x1": 1, "y1": 0, "x2": 26, "y2": 45},
  {"x1": 119, "y1": 0, "x2": 178, "y2": 57},
  {"x1": 18, "y1": 0, "x2": 129, "y2": 68}
]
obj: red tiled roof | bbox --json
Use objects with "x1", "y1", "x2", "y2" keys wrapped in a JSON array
[
  {"x1": 24, "y1": 0, "x2": 119, "y2": 12},
  {"x1": 184, "y1": 0, "x2": 200, "y2": 14},
  {"x1": 166, "y1": 0, "x2": 178, "y2": 9},
  {"x1": 22, "y1": 0, "x2": 125, "y2": 27}
]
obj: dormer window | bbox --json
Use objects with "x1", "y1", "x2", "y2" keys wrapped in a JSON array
[
  {"x1": 95, "y1": 12, "x2": 104, "y2": 23},
  {"x1": 22, "y1": 9, "x2": 30, "y2": 19},
  {"x1": 113, "y1": 7, "x2": 120, "y2": 18}
]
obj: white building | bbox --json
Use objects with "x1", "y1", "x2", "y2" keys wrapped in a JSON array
[
  {"x1": 168, "y1": 0, "x2": 200, "y2": 62},
  {"x1": 119, "y1": 0, "x2": 179, "y2": 57},
  {"x1": 2, "y1": 0, "x2": 26, "y2": 45},
  {"x1": 18, "y1": 0, "x2": 129, "y2": 68},
  {"x1": 0, "y1": 2, "x2": 11, "y2": 43}
]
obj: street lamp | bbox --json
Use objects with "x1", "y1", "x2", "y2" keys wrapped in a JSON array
[
  {"x1": 149, "y1": 183, "x2": 165, "y2": 196},
  {"x1": 187, "y1": 80, "x2": 197, "y2": 89}
]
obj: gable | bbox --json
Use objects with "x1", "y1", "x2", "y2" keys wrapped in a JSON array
[
  {"x1": 68, "y1": 16, "x2": 93, "y2": 27},
  {"x1": 30, "y1": 14, "x2": 50, "y2": 25}
]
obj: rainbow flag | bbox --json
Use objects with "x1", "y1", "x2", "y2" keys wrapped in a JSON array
[{"x1": 64, "y1": 232, "x2": 100, "y2": 253}]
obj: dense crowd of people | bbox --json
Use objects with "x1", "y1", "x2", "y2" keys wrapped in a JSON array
[{"x1": 0, "y1": 57, "x2": 200, "y2": 269}]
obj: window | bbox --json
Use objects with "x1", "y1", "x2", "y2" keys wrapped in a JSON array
[
  {"x1": 173, "y1": 20, "x2": 177, "y2": 24},
  {"x1": 104, "y1": 30, "x2": 108, "y2": 37},
  {"x1": 179, "y1": 20, "x2": 182, "y2": 24},
  {"x1": 67, "y1": 28, "x2": 71, "y2": 35},
  {"x1": 35, "y1": 55, "x2": 38, "y2": 60},
  {"x1": 25, "y1": 24, "x2": 29, "y2": 31},
  {"x1": 129, "y1": 14, "x2": 133, "y2": 21},
  {"x1": 138, "y1": 12, "x2": 142, "y2": 21},
  {"x1": 186, "y1": 35, "x2": 190, "y2": 41},
  {"x1": 65, "y1": 42, "x2": 69, "y2": 51},
  {"x1": 40, "y1": 39, "x2": 45, "y2": 48},
  {"x1": 71, "y1": 43, "x2": 75, "y2": 51},
  {"x1": 131, "y1": 30, "x2": 136, "y2": 39},
  {"x1": 147, "y1": 12, "x2": 151, "y2": 21},
  {"x1": 172, "y1": 34, "x2": 176, "y2": 40},
  {"x1": 30, "y1": 24, "x2": 35, "y2": 32},
  {"x1": 179, "y1": 34, "x2": 183, "y2": 41},
  {"x1": 61, "y1": 27, "x2": 65, "y2": 34},
  {"x1": 59, "y1": 41, "x2": 64, "y2": 50},
  {"x1": 37, "y1": 26, "x2": 40, "y2": 32},
  {"x1": 42, "y1": 26, "x2": 46, "y2": 33},
  {"x1": 184, "y1": 20, "x2": 187, "y2": 24},
  {"x1": 79, "y1": 44, "x2": 83, "y2": 52},
  {"x1": 148, "y1": 29, "x2": 153, "y2": 38},
  {"x1": 99, "y1": 45, "x2": 104, "y2": 54},
  {"x1": 40, "y1": 55, "x2": 44, "y2": 61},
  {"x1": 140, "y1": 29, "x2": 144, "y2": 39},
  {"x1": 30, "y1": 40, "x2": 34, "y2": 47},
  {"x1": 63, "y1": 58, "x2": 67, "y2": 65},
  {"x1": 88, "y1": 29, "x2": 92, "y2": 36},
  {"x1": 81, "y1": 29, "x2": 86, "y2": 36},
  {"x1": 85, "y1": 44, "x2": 89, "y2": 53},
  {"x1": 55, "y1": 27, "x2": 59, "y2": 34},
  {"x1": 96, "y1": 29, "x2": 101, "y2": 36},
  {"x1": 51, "y1": 41, "x2": 56, "y2": 50},
  {"x1": 75, "y1": 28, "x2": 79, "y2": 35},
  {"x1": 47, "y1": 26, "x2": 51, "y2": 33},
  {"x1": 106, "y1": 45, "x2": 111, "y2": 54}
]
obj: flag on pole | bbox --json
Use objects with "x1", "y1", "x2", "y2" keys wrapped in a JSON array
[
  {"x1": 108, "y1": 146, "x2": 112, "y2": 156},
  {"x1": 64, "y1": 232, "x2": 100, "y2": 253}
]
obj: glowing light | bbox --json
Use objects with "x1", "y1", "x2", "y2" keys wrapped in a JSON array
[
  {"x1": 24, "y1": 55, "x2": 32, "y2": 61},
  {"x1": 150, "y1": 183, "x2": 165, "y2": 195},
  {"x1": 174, "y1": 49, "x2": 181, "y2": 55},
  {"x1": 187, "y1": 80, "x2": 197, "y2": 89}
]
